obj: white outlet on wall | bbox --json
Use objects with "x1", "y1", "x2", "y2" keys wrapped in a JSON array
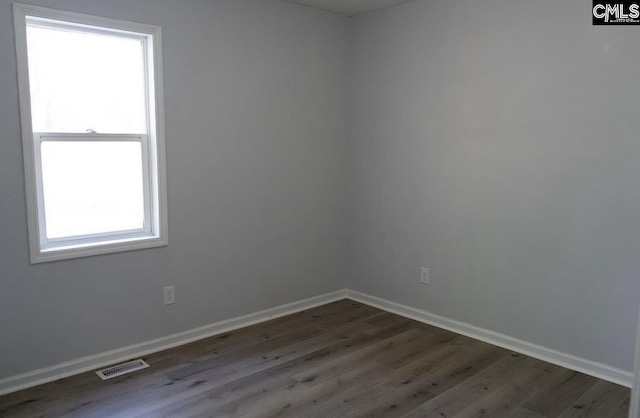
[
  {"x1": 420, "y1": 268, "x2": 430, "y2": 285},
  {"x1": 164, "y1": 285, "x2": 175, "y2": 305}
]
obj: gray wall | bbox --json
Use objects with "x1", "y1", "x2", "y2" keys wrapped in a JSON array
[
  {"x1": 349, "y1": 0, "x2": 640, "y2": 371},
  {"x1": 0, "y1": 0, "x2": 351, "y2": 379}
]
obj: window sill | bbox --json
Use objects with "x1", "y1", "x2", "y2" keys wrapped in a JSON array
[{"x1": 31, "y1": 235, "x2": 168, "y2": 264}]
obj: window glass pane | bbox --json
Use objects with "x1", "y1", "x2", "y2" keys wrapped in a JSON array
[
  {"x1": 26, "y1": 24, "x2": 147, "y2": 134},
  {"x1": 40, "y1": 141, "x2": 145, "y2": 239}
]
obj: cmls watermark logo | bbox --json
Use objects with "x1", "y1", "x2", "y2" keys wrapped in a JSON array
[{"x1": 593, "y1": 1, "x2": 640, "y2": 24}]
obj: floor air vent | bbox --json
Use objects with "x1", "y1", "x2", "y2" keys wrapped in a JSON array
[{"x1": 96, "y1": 359, "x2": 149, "y2": 380}]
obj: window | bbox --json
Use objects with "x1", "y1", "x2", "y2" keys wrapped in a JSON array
[{"x1": 14, "y1": 4, "x2": 168, "y2": 263}]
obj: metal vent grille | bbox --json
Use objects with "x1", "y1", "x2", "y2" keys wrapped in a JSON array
[{"x1": 96, "y1": 359, "x2": 149, "y2": 380}]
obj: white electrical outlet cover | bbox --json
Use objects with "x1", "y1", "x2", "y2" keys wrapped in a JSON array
[
  {"x1": 164, "y1": 285, "x2": 175, "y2": 305},
  {"x1": 420, "y1": 268, "x2": 430, "y2": 285}
]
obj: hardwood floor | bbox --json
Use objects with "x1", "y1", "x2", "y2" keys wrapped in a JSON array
[{"x1": 0, "y1": 300, "x2": 630, "y2": 417}]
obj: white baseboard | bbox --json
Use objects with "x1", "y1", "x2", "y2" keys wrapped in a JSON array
[
  {"x1": 0, "y1": 289, "x2": 348, "y2": 397},
  {"x1": 1, "y1": 288, "x2": 633, "y2": 397},
  {"x1": 345, "y1": 289, "x2": 634, "y2": 388}
]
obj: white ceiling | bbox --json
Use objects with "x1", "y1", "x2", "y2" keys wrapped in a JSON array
[{"x1": 284, "y1": 0, "x2": 420, "y2": 17}]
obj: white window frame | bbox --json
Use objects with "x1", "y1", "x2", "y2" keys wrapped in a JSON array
[{"x1": 14, "y1": 3, "x2": 169, "y2": 263}]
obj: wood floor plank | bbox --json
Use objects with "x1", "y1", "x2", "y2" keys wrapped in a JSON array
[
  {"x1": 134, "y1": 325, "x2": 386, "y2": 417},
  {"x1": 505, "y1": 407, "x2": 549, "y2": 418},
  {"x1": 247, "y1": 361, "x2": 395, "y2": 418},
  {"x1": 611, "y1": 399, "x2": 631, "y2": 418},
  {"x1": 522, "y1": 370, "x2": 601, "y2": 417},
  {"x1": 290, "y1": 328, "x2": 423, "y2": 386},
  {"x1": 399, "y1": 353, "x2": 533, "y2": 418},
  {"x1": 375, "y1": 327, "x2": 457, "y2": 370},
  {"x1": 336, "y1": 341, "x2": 510, "y2": 417},
  {"x1": 233, "y1": 329, "x2": 417, "y2": 414},
  {"x1": 557, "y1": 380, "x2": 630, "y2": 418},
  {"x1": 450, "y1": 359, "x2": 568, "y2": 418},
  {"x1": 0, "y1": 300, "x2": 629, "y2": 418},
  {"x1": 228, "y1": 360, "x2": 386, "y2": 418}
]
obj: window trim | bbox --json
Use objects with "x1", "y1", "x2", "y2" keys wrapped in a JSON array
[{"x1": 13, "y1": 3, "x2": 169, "y2": 264}]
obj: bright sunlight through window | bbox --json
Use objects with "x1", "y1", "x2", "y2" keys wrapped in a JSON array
[
  {"x1": 40, "y1": 141, "x2": 145, "y2": 239},
  {"x1": 14, "y1": 4, "x2": 168, "y2": 263},
  {"x1": 27, "y1": 25, "x2": 147, "y2": 134}
]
